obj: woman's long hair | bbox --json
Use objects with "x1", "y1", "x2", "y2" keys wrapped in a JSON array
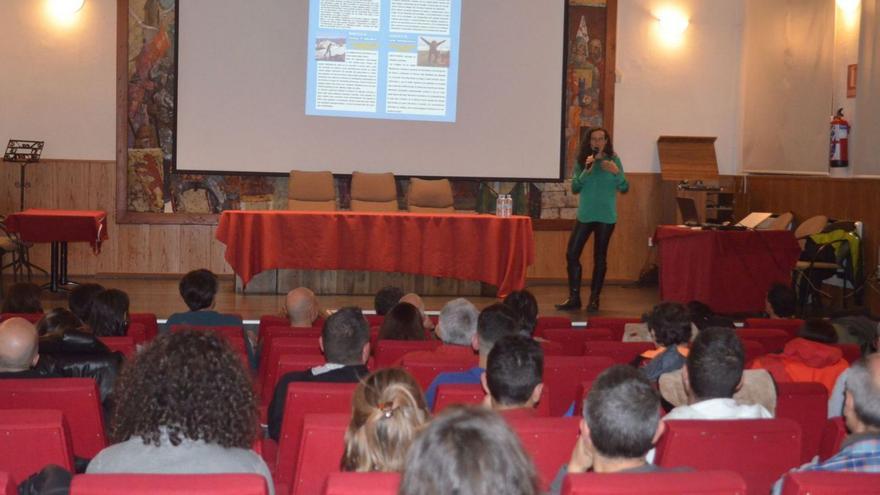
[{"x1": 576, "y1": 127, "x2": 615, "y2": 166}]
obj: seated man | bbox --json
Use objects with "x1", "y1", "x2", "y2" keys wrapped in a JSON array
[
  {"x1": 481, "y1": 335, "x2": 544, "y2": 416},
  {"x1": 401, "y1": 298, "x2": 479, "y2": 364},
  {"x1": 165, "y1": 269, "x2": 243, "y2": 327},
  {"x1": 0, "y1": 317, "x2": 47, "y2": 378},
  {"x1": 374, "y1": 286, "x2": 404, "y2": 317},
  {"x1": 665, "y1": 327, "x2": 772, "y2": 420},
  {"x1": 549, "y1": 365, "x2": 672, "y2": 495},
  {"x1": 284, "y1": 287, "x2": 321, "y2": 328},
  {"x1": 766, "y1": 283, "x2": 797, "y2": 319},
  {"x1": 773, "y1": 353, "x2": 880, "y2": 494},
  {"x1": 424, "y1": 303, "x2": 520, "y2": 408},
  {"x1": 267, "y1": 307, "x2": 370, "y2": 440}
]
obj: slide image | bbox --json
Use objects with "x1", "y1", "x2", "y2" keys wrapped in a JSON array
[
  {"x1": 315, "y1": 38, "x2": 346, "y2": 61},
  {"x1": 418, "y1": 37, "x2": 450, "y2": 67}
]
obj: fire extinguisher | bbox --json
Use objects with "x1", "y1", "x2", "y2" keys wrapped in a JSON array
[{"x1": 830, "y1": 108, "x2": 849, "y2": 169}]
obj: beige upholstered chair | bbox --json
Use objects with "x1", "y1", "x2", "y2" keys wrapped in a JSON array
[
  {"x1": 406, "y1": 178, "x2": 455, "y2": 213},
  {"x1": 765, "y1": 212, "x2": 794, "y2": 231},
  {"x1": 349, "y1": 171, "x2": 399, "y2": 211},
  {"x1": 794, "y1": 215, "x2": 828, "y2": 249},
  {"x1": 287, "y1": 170, "x2": 337, "y2": 211}
]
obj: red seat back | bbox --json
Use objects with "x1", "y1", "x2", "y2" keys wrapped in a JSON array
[
  {"x1": 775, "y1": 381, "x2": 829, "y2": 462},
  {"x1": 586, "y1": 317, "x2": 641, "y2": 340},
  {"x1": 780, "y1": 471, "x2": 880, "y2": 495},
  {"x1": 543, "y1": 328, "x2": 614, "y2": 348},
  {"x1": 292, "y1": 414, "x2": 348, "y2": 495},
  {"x1": 1, "y1": 471, "x2": 14, "y2": 495},
  {"x1": 818, "y1": 417, "x2": 847, "y2": 461},
  {"x1": 507, "y1": 416, "x2": 581, "y2": 492},
  {"x1": 745, "y1": 318, "x2": 804, "y2": 338},
  {"x1": 97, "y1": 336, "x2": 136, "y2": 358},
  {"x1": 129, "y1": 313, "x2": 158, "y2": 341},
  {"x1": 655, "y1": 419, "x2": 802, "y2": 495},
  {"x1": 534, "y1": 316, "x2": 572, "y2": 337},
  {"x1": 373, "y1": 339, "x2": 441, "y2": 368},
  {"x1": 543, "y1": 356, "x2": 615, "y2": 416},
  {"x1": 275, "y1": 383, "x2": 356, "y2": 488},
  {"x1": 259, "y1": 315, "x2": 289, "y2": 335},
  {"x1": 737, "y1": 328, "x2": 791, "y2": 354},
  {"x1": 365, "y1": 314, "x2": 384, "y2": 327},
  {"x1": 582, "y1": 341, "x2": 655, "y2": 364},
  {"x1": 264, "y1": 354, "x2": 328, "y2": 408},
  {"x1": 741, "y1": 339, "x2": 766, "y2": 365},
  {"x1": 126, "y1": 322, "x2": 146, "y2": 345},
  {"x1": 833, "y1": 343, "x2": 861, "y2": 364},
  {"x1": 322, "y1": 472, "x2": 400, "y2": 495},
  {"x1": 540, "y1": 339, "x2": 578, "y2": 356},
  {"x1": 0, "y1": 409, "x2": 74, "y2": 487},
  {"x1": 561, "y1": 470, "x2": 748, "y2": 495},
  {"x1": 434, "y1": 383, "x2": 551, "y2": 417},
  {"x1": 257, "y1": 336, "x2": 322, "y2": 401},
  {"x1": 0, "y1": 313, "x2": 42, "y2": 324},
  {"x1": 402, "y1": 356, "x2": 478, "y2": 390},
  {"x1": 0, "y1": 378, "x2": 105, "y2": 458},
  {"x1": 70, "y1": 474, "x2": 269, "y2": 495}
]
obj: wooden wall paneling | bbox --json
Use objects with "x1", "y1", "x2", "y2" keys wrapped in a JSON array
[
  {"x1": 208, "y1": 226, "x2": 234, "y2": 275},
  {"x1": 58, "y1": 161, "x2": 96, "y2": 275},
  {"x1": 115, "y1": 224, "x2": 151, "y2": 273},
  {"x1": 146, "y1": 225, "x2": 180, "y2": 273},
  {"x1": 177, "y1": 224, "x2": 213, "y2": 273},
  {"x1": 92, "y1": 161, "x2": 119, "y2": 273},
  {"x1": 0, "y1": 165, "x2": 17, "y2": 215}
]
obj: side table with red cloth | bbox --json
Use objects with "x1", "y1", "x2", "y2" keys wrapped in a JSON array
[
  {"x1": 654, "y1": 226, "x2": 801, "y2": 314},
  {"x1": 5, "y1": 209, "x2": 108, "y2": 292},
  {"x1": 215, "y1": 211, "x2": 535, "y2": 297}
]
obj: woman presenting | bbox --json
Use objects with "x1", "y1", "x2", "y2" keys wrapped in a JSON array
[{"x1": 556, "y1": 127, "x2": 628, "y2": 313}]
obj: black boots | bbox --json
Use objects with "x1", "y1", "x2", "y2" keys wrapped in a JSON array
[
  {"x1": 556, "y1": 265, "x2": 582, "y2": 310},
  {"x1": 586, "y1": 294, "x2": 600, "y2": 313},
  {"x1": 586, "y1": 266, "x2": 605, "y2": 313}
]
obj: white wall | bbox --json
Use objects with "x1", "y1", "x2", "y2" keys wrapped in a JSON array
[
  {"x1": 614, "y1": 0, "x2": 744, "y2": 174},
  {"x1": 0, "y1": 0, "x2": 116, "y2": 160},
  {"x1": 833, "y1": 4, "x2": 861, "y2": 136}
]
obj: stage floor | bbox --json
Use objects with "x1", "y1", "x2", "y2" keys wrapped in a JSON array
[{"x1": 16, "y1": 276, "x2": 660, "y2": 323}]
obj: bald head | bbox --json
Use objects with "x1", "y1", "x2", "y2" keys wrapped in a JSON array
[
  {"x1": 0, "y1": 317, "x2": 39, "y2": 372},
  {"x1": 286, "y1": 287, "x2": 318, "y2": 327}
]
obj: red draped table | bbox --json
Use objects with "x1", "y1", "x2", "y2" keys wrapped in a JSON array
[
  {"x1": 5, "y1": 209, "x2": 108, "y2": 292},
  {"x1": 216, "y1": 211, "x2": 535, "y2": 297},
  {"x1": 654, "y1": 225, "x2": 801, "y2": 314}
]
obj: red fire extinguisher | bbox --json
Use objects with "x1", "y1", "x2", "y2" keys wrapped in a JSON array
[{"x1": 830, "y1": 108, "x2": 849, "y2": 169}]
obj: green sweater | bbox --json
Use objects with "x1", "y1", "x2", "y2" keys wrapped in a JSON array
[{"x1": 571, "y1": 155, "x2": 628, "y2": 224}]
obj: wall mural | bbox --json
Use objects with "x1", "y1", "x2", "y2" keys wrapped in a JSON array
[{"x1": 124, "y1": 0, "x2": 613, "y2": 218}]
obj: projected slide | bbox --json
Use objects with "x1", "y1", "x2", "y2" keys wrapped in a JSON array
[{"x1": 305, "y1": 0, "x2": 462, "y2": 122}]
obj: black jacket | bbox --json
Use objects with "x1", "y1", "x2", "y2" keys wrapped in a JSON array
[{"x1": 37, "y1": 330, "x2": 124, "y2": 406}]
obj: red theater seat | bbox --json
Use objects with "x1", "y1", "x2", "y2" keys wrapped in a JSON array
[
  {"x1": 373, "y1": 339, "x2": 441, "y2": 368},
  {"x1": 582, "y1": 341, "x2": 655, "y2": 364},
  {"x1": 543, "y1": 328, "x2": 614, "y2": 348},
  {"x1": 561, "y1": 470, "x2": 748, "y2": 495},
  {"x1": 737, "y1": 328, "x2": 791, "y2": 354},
  {"x1": 818, "y1": 417, "x2": 847, "y2": 461},
  {"x1": 70, "y1": 474, "x2": 268, "y2": 495},
  {"x1": 745, "y1": 318, "x2": 804, "y2": 338},
  {"x1": 126, "y1": 322, "x2": 147, "y2": 345},
  {"x1": 365, "y1": 314, "x2": 384, "y2": 327},
  {"x1": 322, "y1": 472, "x2": 400, "y2": 495},
  {"x1": 543, "y1": 356, "x2": 615, "y2": 416},
  {"x1": 507, "y1": 416, "x2": 581, "y2": 492},
  {"x1": 402, "y1": 356, "x2": 478, "y2": 390},
  {"x1": 654, "y1": 419, "x2": 802, "y2": 495},
  {"x1": 0, "y1": 472, "x2": 14, "y2": 495},
  {"x1": 740, "y1": 339, "x2": 766, "y2": 365},
  {"x1": 780, "y1": 471, "x2": 880, "y2": 495},
  {"x1": 586, "y1": 317, "x2": 641, "y2": 340},
  {"x1": 262, "y1": 354, "x2": 327, "y2": 408},
  {"x1": 291, "y1": 414, "x2": 348, "y2": 495},
  {"x1": 833, "y1": 343, "x2": 861, "y2": 364},
  {"x1": 0, "y1": 313, "x2": 42, "y2": 324},
  {"x1": 433, "y1": 383, "x2": 551, "y2": 416},
  {"x1": 0, "y1": 378, "x2": 105, "y2": 459},
  {"x1": 775, "y1": 381, "x2": 829, "y2": 462},
  {"x1": 534, "y1": 316, "x2": 572, "y2": 337},
  {"x1": 0, "y1": 410, "x2": 74, "y2": 487},
  {"x1": 129, "y1": 313, "x2": 158, "y2": 341},
  {"x1": 97, "y1": 336, "x2": 136, "y2": 358}
]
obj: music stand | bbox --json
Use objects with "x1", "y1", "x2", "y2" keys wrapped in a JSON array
[{"x1": 3, "y1": 139, "x2": 44, "y2": 211}]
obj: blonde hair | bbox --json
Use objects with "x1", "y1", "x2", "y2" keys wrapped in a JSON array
[{"x1": 341, "y1": 368, "x2": 430, "y2": 472}]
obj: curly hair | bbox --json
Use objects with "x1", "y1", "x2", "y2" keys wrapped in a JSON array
[{"x1": 109, "y1": 330, "x2": 258, "y2": 449}]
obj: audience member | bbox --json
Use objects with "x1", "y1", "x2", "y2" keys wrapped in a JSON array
[
  {"x1": 284, "y1": 287, "x2": 321, "y2": 328},
  {"x1": 424, "y1": 303, "x2": 520, "y2": 408},
  {"x1": 773, "y1": 354, "x2": 880, "y2": 494},
  {"x1": 398, "y1": 298, "x2": 479, "y2": 364},
  {"x1": 766, "y1": 283, "x2": 797, "y2": 319},
  {"x1": 399, "y1": 292, "x2": 435, "y2": 331},
  {"x1": 549, "y1": 365, "x2": 672, "y2": 495},
  {"x1": 86, "y1": 330, "x2": 273, "y2": 493},
  {"x1": 67, "y1": 283, "x2": 105, "y2": 323},
  {"x1": 268, "y1": 307, "x2": 371, "y2": 440},
  {"x1": 374, "y1": 286, "x2": 404, "y2": 316},
  {"x1": 378, "y1": 302, "x2": 426, "y2": 341},
  {"x1": 637, "y1": 302, "x2": 692, "y2": 380},
  {"x1": 36, "y1": 307, "x2": 84, "y2": 337},
  {"x1": 686, "y1": 301, "x2": 734, "y2": 331},
  {"x1": 482, "y1": 335, "x2": 544, "y2": 416},
  {"x1": 1, "y1": 282, "x2": 43, "y2": 314},
  {"x1": 0, "y1": 317, "x2": 44, "y2": 378},
  {"x1": 830, "y1": 330, "x2": 880, "y2": 417},
  {"x1": 504, "y1": 289, "x2": 539, "y2": 336},
  {"x1": 166, "y1": 269, "x2": 242, "y2": 327},
  {"x1": 87, "y1": 289, "x2": 131, "y2": 337},
  {"x1": 399, "y1": 406, "x2": 540, "y2": 495},
  {"x1": 341, "y1": 368, "x2": 430, "y2": 472},
  {"x1": 751, "y1": 318, "x2": 848, "y2": 393}
]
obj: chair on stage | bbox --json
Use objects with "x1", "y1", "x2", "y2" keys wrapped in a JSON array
[
  {"x1": 780, "y1": 471, "x2": 880, "y2": 495},
  {"x1": 0, "y1": 409, "x2": 75, "y2": 487},
  {"x1": 349, "y1": 172, "x2": 399, "y2": 212},
  {"x1": 70, "y1": 474, "x2": 269, "y2": 495},
  {"x1": 765, "y1": 211, "x2": 794, "y2": 231},
  {"x1": 322, "y1": 472, "x2": 400, "y2": 495},
  {"x1": 406, "y1": 178, "x2": 455, "y2": 213},
  {"x1": 560, "y1": 470, "x2": 748, "y2": 495},
  {"x1": 288, "y1": 170, "x2": 337, "y2": 211}
]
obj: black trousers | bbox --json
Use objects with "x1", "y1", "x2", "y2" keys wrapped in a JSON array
[{"x1": 565, "y1": 221, "x2": 616, "y2": 296}]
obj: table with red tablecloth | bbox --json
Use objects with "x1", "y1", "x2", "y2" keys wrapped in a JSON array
[
  {"x1": 216, "y1": 210, "x2": 535, "y2": 297},
  {"x1": 5, "y1": 209, "x2": 108, "y2": 292},
  {"x1": 654, "y1": 226, "x2": 801, "y2": 314}
]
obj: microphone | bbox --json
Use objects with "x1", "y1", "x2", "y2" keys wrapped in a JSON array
[{"x1": 586, "y1": 147, "x2": 600, "y2": 170}]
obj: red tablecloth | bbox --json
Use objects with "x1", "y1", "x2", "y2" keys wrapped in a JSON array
[
  {"x1": 655, "y1": 226, "x2": 801, "y2": 314},
  {"x1": 216, "y1": 211, "x2": 535, "y2": 297},
  {"x1": 5, "y1": 209, "x2": 108, "y2": 251}
]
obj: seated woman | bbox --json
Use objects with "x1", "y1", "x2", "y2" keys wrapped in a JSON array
[
  {"x1": 399, "y1": 405, "x2": 540, "y2": 495},
  {"x1": 166, "y1": 269, "x2": 242, "y2": 327},
  {"x1": 341, "y1": 368, "x2": 430, "y2": 472},
  {"x1": 87, "y1": 289, "x2": 130, "y2": 337},
  {"x1": 635, "y1": 302, "x2": 693, "y2": 381},
  {"x1": 378, "y1": 303, "x2": 426, "y2": 341},
  {"x1": 86, "y1": 330, "x2": 273, "y2": 493},
  {"x1": 1, "y1": 282, "x2": 43, "y2": 314}
]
